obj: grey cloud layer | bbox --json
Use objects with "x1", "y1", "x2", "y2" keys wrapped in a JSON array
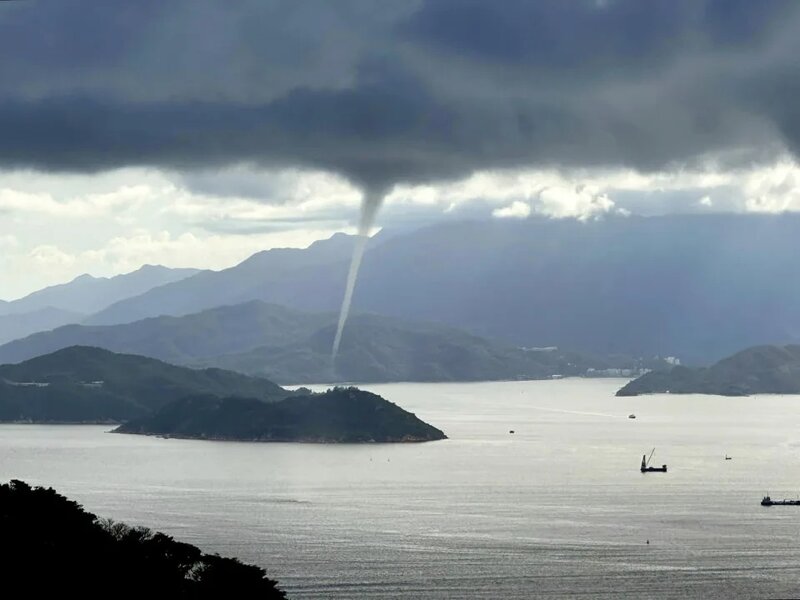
[{"x1": 1, "y1": 0, "x2": 799, "y2": 189}]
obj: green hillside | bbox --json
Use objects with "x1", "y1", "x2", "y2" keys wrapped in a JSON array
[
  {"x1": 0, "y1": 301, "x2": 664, "y2": 384},
  {"x1": 617, "y1": 345, "x2": 800, "y2": 396},
  {"x1": 0, "y1": 346, "x2": 289, "y2": 422}
]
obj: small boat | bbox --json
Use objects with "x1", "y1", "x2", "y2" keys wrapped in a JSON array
[
  {"x1": 628, "y1": 414, "x2": 636, "y2": 419},
  {"x1": 640, "y1": 448, "x2": 667, "y2": 473},
  {"x1": 725, "y1": 455, "x2": 732, "y2": 460},
  {"x1": 761, "y1": 495, "x2": 800, "y2": 506}
]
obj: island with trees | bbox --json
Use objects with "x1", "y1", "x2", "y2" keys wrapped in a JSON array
[
  {"x1": 115, "y1": 387, "x2": 446, "y2": 443},
  {"x1": 0, "y1": 346, "x2": 446, "y2": 442}
]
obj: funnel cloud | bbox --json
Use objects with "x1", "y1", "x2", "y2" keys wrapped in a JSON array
[{"x1": 332, "y1": 189, "x2": 385, "y2": 358}]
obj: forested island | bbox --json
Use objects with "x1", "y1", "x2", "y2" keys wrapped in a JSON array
[
  {"x1": 0, "y1": 346, "x2": 446, "y2": 442},
  {"x1": 617, "y1": 345, "x2": 800, "y2": 396},
  {"x1": 0, "y1": 479, "x2": 285, "y2": 597},
  {"x1": 116, "y1": 387, "x2": 446, "y2": 443}
]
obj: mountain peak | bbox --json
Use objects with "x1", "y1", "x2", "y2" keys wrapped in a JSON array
[{"x1": 132, "y1": 264, "x2": 167, "y2": 273}]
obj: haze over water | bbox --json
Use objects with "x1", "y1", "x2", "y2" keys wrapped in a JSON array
[{"x1": 2, "y1": 378, "x2": 800, "y2": 598}]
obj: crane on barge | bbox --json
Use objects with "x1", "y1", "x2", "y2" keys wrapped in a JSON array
[{"x1": 640, "y1": 448, "x2": 667, "y2": 473}]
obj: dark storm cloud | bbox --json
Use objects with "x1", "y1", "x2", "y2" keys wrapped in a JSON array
[
  {"x1": 402, "y1": 0, "x2": 793, "y2": 70},
  {"x1": 1, "y1": 0, "x2": 800, "y2": 189}
]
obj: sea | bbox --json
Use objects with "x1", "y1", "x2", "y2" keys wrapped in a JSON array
[{"x1": 2, "y1": 378, "x2": 800, "y2": 599}]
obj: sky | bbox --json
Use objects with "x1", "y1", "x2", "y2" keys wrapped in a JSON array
[{"x1": 2, "y1": 0, "x2": 800, "y2": 300}]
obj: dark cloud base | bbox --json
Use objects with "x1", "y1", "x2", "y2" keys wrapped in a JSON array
[{"x1": 1, "y1": 0, "x2": 799, "y2": 190}]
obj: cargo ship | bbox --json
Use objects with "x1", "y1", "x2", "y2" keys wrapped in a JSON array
[{"x1": 761, "y1": 496, "x2": 800, "y2": 506}]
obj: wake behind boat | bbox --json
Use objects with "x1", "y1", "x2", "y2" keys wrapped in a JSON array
[{"x1": 640, "y1": 448, "x2": 667, "y2": 473}]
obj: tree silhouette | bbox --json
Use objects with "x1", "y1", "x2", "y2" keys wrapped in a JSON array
[{"x1": 0, "y1": 480, "x2": 286, "y2": 598}]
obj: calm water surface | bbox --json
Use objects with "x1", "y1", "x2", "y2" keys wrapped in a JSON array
[{"x1": 2, "y1": 378, "x2": 800, "y2": 598}]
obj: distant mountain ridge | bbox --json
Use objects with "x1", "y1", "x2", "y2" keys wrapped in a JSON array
[
  {"x1": 617, "y1": 345, "x2": 800, "y2": 396},
  {"x1": 85, "y1": 234, "x2": 360, "y2": 326},
  {"x1": 0, "y1": 301, "x2": 667, "y2": 384},
  {"x1": 0, "y1": 265, "x2": 201, "y2": 347},
  {"x1": 3, "y1": 264, "x2": 201, "y2": 316},
  {"x1": 0, "y1": 301, "x2": 328, "y2": 367},
  {"x1": 72, "y1": 215, "x2": 800, "y2": 363},
  {"x1": 0, "y1": 307, "x2": 85, "y2": 346}
]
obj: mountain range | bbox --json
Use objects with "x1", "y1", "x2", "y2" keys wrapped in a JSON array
[
  {"x1": 5, "y1": 214, "x2": 800, "y2": 366},
  {"x1": 84, "y1": 234, "x2": 360, "y2": 326},
  {"x1": 0, "y1": 265, "x2": 200, "y2": 345},
  {"x1": 65, "y1": 214, "x2": 800, "y2": 364},
  {"x1": 0, "y1": 307, "x2": 85, "y2": 346},
  {"x1": 0, "y1": 300, "x2": 666, "y2": 384},
  {"x1": 1, "y1": 264, "x2": 200, "y2": 316}
]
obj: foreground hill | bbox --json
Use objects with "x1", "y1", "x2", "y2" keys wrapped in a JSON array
[
  {"x1": 0, "y1": 480, "x2": 285, "y2": 597},
  {"x1": 116, "y1": 388, "x2": 447, "y2": 443},
  {"x1": 73, "y1": 215, "x2": 800, "y2": 363},
  {"x1": 0, "y1": 346, "x2": 289, "y2": 422},
  {"x1": 617, "y1": 345, "x2": 800, "y2": 396},
  {"x1": 0, "y1": 301, "x2": 666, "y2": 384}
]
